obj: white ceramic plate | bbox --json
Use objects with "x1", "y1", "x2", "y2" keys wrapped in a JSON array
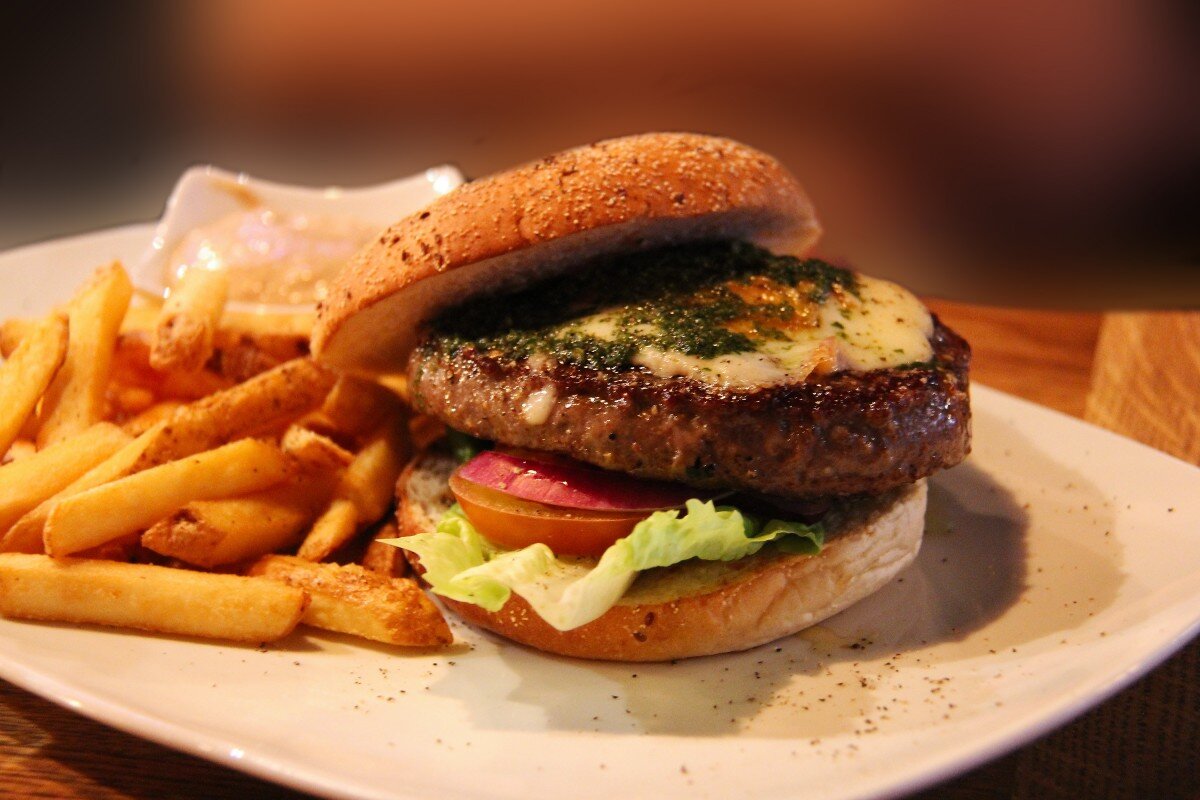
[{"x1": 3, "y1": 226, "x2": 1199, "y2": 800}]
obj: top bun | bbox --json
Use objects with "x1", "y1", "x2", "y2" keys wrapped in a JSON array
[{"x1": 313, "y1": 132, "x2": 821, "y2": 373}]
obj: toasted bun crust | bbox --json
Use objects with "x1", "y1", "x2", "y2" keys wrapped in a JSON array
[
  {"x1": 314, "y1": 133, "x2": 820, "y2": 373},
  {"x1": 397, "y1": 447, "x2": 925, "y2": 662}
]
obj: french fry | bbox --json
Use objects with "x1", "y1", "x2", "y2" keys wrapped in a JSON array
[
  {"x1": 142, "y1": 471, "x2": 337, "y2": 568},
  {"x1": 2, "y1": 440, "x2": 37, "y2": 465},
  {"x1": 120, "y1": 305, "x2": 311, "y2": 340},
  {"x1": 115, "y1": 326, "x2": 311, "y2": 402},
  {"x1": 118, "y1": 300, "x2": 161, "y2": 333},
  {"x1": 0, "y1": 554, "x2": 308, "y2": 642},
  {"x1": 249, "y1": 555, "x2": 450, "y2": 646},
  {"x1": 0, "y1": 313, "x2": 68, "y2": 454},
  {"x1": 121, "y1": 401, "x2": 184, "y2": 436},
  {"x1": 44, "y1": 438, "x2": 290, "y2": 557},
  {"x1": 133, "y1": 358, "x2": 335, "y2": 469},
  {"x1": 361, "y1": 518, "x2": 411, "y2": 578},
  {"x1": 113, "y1": 330, "x2": 232, "y2": 400},
  {"x1": 151, "y1": 267, "x2": 230, "y2": 372},
  {"x1": 375, "y1": 373, "x2": 409, "y2": 402},
  {"x1": 211, "y1": 328, "x2": 310, "y2": 377},
  {"x1": 0, "y1": 317, "x2": 39, "y2": 358},
  {"x1": 6, "y1": 361, "x2": 332, "y2": 554},
  {"x1": 340, "y1": 421, "x2": 409, "y2": 523},
  {"x1": 38, "y1": 263, "x2": 133, "y2": 447},
  {"x1": 0, "y1": 422, "x2": 167, "y2": 554},
  {"x1": 109, "y1": 384, "x2": 157, "y2": 417},
  {"x1": 295, "y1": 421, "x2": 408, "y2": 561},
  {"x1": 0, "y1": 423, "x2": 131, "y2": 534},
  {"x1": 295, "y1": 499, "x2": 358, "y2": 562},
  {"x1": 281, "y1": 425, "x2": 353, "y2": 472},
  {"x1": 219, "y1": 309, "x2": 314, "y2": 339},
  {"x1": 77, "y1": 532, "x2": 140, "y2": 562},
  {"x1": 318, "y1": 377, "x2": 404, "y2": 439}
]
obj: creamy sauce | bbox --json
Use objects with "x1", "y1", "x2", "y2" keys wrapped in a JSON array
[{"x1": 166, "y1": 208, "x2": 376, "y2": 306}]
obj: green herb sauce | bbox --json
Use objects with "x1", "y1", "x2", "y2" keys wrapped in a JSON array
[{"x1": 422, "y1": 241, "x2": 859, "y2": 371}]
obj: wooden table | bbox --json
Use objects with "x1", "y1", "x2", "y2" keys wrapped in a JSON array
[{"x1": 2, "y1": 304, "x2": 1197, "y2": 799}]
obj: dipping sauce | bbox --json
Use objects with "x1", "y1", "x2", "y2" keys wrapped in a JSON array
[{"x1": 166, "y1": 208, "x2": 377, "y2": 307}]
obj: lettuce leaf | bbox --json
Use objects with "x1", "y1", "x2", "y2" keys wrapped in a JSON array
[{"x1": 383, "y1": 500, "x2": 823, "y2": 632}]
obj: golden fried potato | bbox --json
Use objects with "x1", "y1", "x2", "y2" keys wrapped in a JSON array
[
  {"x1": 295, "y1": 420, "x2": 408, "y2": 561},
  {"x1": 295, "y1": 499, "x2": 358, "y2": 562},
  {"x1": 38, "y1": 264, "x2": 133, "y2": 447},
  {"x1": 0, "y1": 423, "x2": 131, "y2": 536},
  {"x1": 281, "y1": 425, "x2": 353, "y2": 471},
  {"x1": 249, "y1": 555, "x2": 449, "y2": 646},
  {"x1": 0, "y1": 554, "x2": 308, "y2": 642},
  {"x1": 142, "y1": 470, "x2": 337, "y2": 568},
  {"x1": 44, "y1": 438, "x2": 290, "y2": 556},
  {"x1": 0, "y1": 313, "x2": 67, "y2": 453},
  {"x1": 360, "y1": 518, "x2": 411, "y2": 578},
  {"x1": 0, "y1": 422, "x2": 167, "y2": 554},
  {"x1": 151, "y1": 267, "x2": 230, "y2": 372},
  {"x1": 133, "y1": 358, "x2": 335, "y2": 469}
]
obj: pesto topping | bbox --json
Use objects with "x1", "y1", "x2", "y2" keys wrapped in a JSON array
[{"x1": 422, "y1": 241, "x2": 859, "y2": 371}]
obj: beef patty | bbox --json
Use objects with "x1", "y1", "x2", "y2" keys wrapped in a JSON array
[{"x1": 409, "y1": 319, "x2": 970, "y2": 499}]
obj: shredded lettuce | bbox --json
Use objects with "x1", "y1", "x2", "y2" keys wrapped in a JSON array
[{"x1": 382, "y1": 500, "x2": 823, "y2": 632}]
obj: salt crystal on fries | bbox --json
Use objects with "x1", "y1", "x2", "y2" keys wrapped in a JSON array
[
  {"x1": 0, "y1": 423, "x2": 131, "y2": 534},
  {"x1": 37, "y1": 263, "x2": 133, "y2": 447},
  {"x1": 150, "y1": 267, "x2": 229, "y2": 372},
  {"x1": 0, "y1": 313, "x2": 68, "y2": 453},
  {"x1": 249, "y1": 555, "x2": 450, "y2": 647},
  {"x1": 142, "y1": 471, "x2": 337, "y2": 568},
  {"x1": 0, "y1": 554, "x2": 308, "y2": 642},
  {"x1": 44, "y1": 438, "x2": 290, "y2": 557}
]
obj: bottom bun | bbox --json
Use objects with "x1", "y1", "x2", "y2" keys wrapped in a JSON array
[{"x1": 398, "y1": 447, "x2": 926, "y2": 662}]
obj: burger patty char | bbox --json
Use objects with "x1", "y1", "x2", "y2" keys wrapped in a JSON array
[{"x1": 409, "y1": 319, "x2": 971, "y2": 499}]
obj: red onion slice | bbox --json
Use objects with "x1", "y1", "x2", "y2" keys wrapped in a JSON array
[{"x1": 457, "y1": 450, "x2": 701, "y2": 512}]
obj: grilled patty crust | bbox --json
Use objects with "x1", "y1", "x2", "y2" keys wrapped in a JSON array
[{"x1": 409, "y1": 319, "x2": 970, "y2": 499}]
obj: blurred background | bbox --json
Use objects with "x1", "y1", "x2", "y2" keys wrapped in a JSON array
[{"x1": 1, "y1": 0, "x2": 1197, "y2": 305}]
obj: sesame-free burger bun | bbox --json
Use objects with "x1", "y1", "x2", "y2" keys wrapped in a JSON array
[
  {"x1": 398, "y1": 447, "x2": 925, "y2": 662},
  {"x1": 313, "y1": 133, "x2": 820, "y2": 374}
]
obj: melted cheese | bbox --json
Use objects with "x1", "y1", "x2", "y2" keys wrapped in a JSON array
[
  {"x1": 521, "y1": 385, "x2": 558, "y2": 425},
  {"x1": 592, "y1": 274, "x2": 932, "y2": 390}
]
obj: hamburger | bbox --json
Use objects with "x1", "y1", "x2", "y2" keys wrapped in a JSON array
[{"x1": 313, "y1": 133, "x2": 971, "y2": 661}]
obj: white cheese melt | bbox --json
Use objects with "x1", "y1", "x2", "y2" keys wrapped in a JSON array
[
  {"x1": 521, "y1": 385, "x2": 558, "y2": 425},
  {"x1": 606, "y1": 274, "x2": 932, "y2": 390}
]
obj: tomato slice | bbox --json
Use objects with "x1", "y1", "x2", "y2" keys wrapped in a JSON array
[
  {"x1": 460, "y1": 448, "x2": 701, "y2": 512},
  {"x1": 448, "y1": 472, "x2": 648, "y2": 557}
]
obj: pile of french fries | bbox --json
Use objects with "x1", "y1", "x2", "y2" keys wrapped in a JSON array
[{"x1": 0, "y1": 263, "x2": 450, "y2": 647}]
